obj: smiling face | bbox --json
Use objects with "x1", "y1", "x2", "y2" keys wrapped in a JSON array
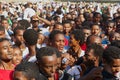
[
  {"x1": 12, "y1": 48, "x2": 22, "y2": 65},
  {"x1": 105, "y1": 59, "x2": 120, "y2": 77},
  {"x1": 0, "y1": 40, "x2": 13, "y2": 61}
]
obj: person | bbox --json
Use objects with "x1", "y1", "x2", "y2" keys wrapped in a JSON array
[
  {"x1": 12, "y1": 46, "x2": 22, "y2": 65},
  {"x1": 23, "y1": 29, "x2": 38, "y2": 62},
  {"x1": 0, "y1": 25, "x2": 6, "y2": 38},
  {"x1": 68, "y1": 29, "x2": 85, "y2": 61},
  {"x1": 36, "y1": 47, "x2": 58, "y2": 80},
  {"x1": 13, "y1": 26, "x2": 29, "y2": 59},
  {"x1": 0, "y1": 38, "x2": 14, "y2": 80},
  {"x1": 91, "y1": 23, "x2": 101, "y2": 36},
  {"x1": 102, "y1": 46, "x2": 120, "y2": 80},
  {"x1": 36, "y1": 33, "x2": 46, "y2": 49},
  {"x1": 13, "y1": 62, "x2": 40, "y2": 80},
  {"x1": 49, "y1": 30, "x2": 66, "y2": 53}
]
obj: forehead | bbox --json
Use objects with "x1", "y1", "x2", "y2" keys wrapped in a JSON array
[
  {"x1": 83, "y1": 29, "x2": 91, "y2": 32},
  {"x1": 111, "y1": 59, "x2": 120, "y2": 66},
  {"x1": 41, "y1": 54, "x2": 57, "y2": 64},
  {"x1": 92, "y1": 25, "x2": 100, "y2": 29},
  {"x1": 54, "y1": 34, "x2": 64, "y2": 39}
]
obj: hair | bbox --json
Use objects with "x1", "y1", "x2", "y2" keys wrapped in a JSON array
[
  {"x1": 110, "y1": 40, "x2": 120, "y2": 48},
  {"x1": 1, "y1": 18, "x2": 8, "y2": 23},
  {"x1": 62, "y1": 20, "x2": 71, "y2": 25},
  {"x1": 0, "y1": 25, "x2": 5, "y2": 32},
  {"x1": 103, "y1": 46, "x2": 120, "y2": 64},
  {"x1": 14, "y1": 62, "x2": 40, "y2": 80},
  {"x1": 70, "y1": 29, "x2": 85, "y2": 45},
  {"x1": 82, "y1": 26, "x2": 91, "y2": 30},
  {"x1": 13, "y1": 26, "x2": 25, "y2": 36},
  {"x1": 93, "y1": 12, "x2": 101, "y2": 18},
  {"x1": 23, "y1": 29, "x2": 38, "y2": 45},
  {"x1": 36, "y1": 47, "x2": 57, "y2": 61},
  {"x1": 91, "y1": 23, "x2": 100, "y2": 29},
  {"x1": 54, "y1": 22, "x2": 63, "y2": 28},
  {"x1": 106, "y1": 20, "x2": 116, "y2": 28},
  {"x1": 0, "y1": 38, "x2": 9, "y2": 42},
  {"x1": 86, "y1": 35, "x2": 101, "y2": 46},
  {"x1": 49, "y1": 30, "x2": 64, "y2": 42},
  {"x1": 86, "y1": 43, "x2": 104, "y2": 62},
  {"x1": 18, "y1": 19, "x2": 30, "y2": 29}
]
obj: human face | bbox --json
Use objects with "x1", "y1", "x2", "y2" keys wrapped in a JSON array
[
  {"x1": 1, "y1": 20, "x2": 9, "y2": 29},
  {"x1": 83, "y1": 29, "x2": 91, "y2": 41},
  {"x1": 57, "y1": 57, "x2": 61, "y2": 69},
  {"x1": 85, "y1": 49, "x2": 96, "y2": 66},
  {"x1": 0, "y1": 40, "x2": 13, "y2": 61},
  {"x1": 12, "y1": 48, "x2": 22, "y2": 65},
  {"x1": 15, "y1": 30, "x2": 25, "y2": 44},
  {"x1": 106, "y1": 59, "x2": 120, "y2": 77},
  {"x1": 92, "y1": 25, "x2": 101, "y2": 36},
  {"x1": 52, "y1": 34, "x2": 65, "y2": 52},
  {"x1": 54, "y1": 24, "x2": 63, "y2": 32},
  {"x1": 94, "y1": 14, "x2": 101, "y2": 22},
  {"x1": 31, "y1": 20, "x2": 39, "y2": 28},
  {"x1": 69, "y1": 34, "x2": 79, "y2": 47},
  {"x1": 64, "y1": 23, "x2": 72, "y2": 33},
  {"x1": 13, "y1": 71, "x2": 29, "y2": 80},
  {"x1": 39, "y1": 54, "x2": 57, "y2": 77},
  {"x1": 111, "y1": 33, "x2": 120, "y2": 41},
  {"x1": 0, "y1": 31, "x2": 5, "y2": 38},
  {"x1": 106, "y1": 23, "x2": 115, "y2": 34},
  {"x1": 37, "y1": 34, "x2": 45, "y2": 44}
]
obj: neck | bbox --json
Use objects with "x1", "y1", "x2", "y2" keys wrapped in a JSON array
[
  {"x1": 28, "y1": 45, "x2": 36, "y2": 56},
  {"x1": 0, "y1": 60, "x2": 14, "y2": 70}
]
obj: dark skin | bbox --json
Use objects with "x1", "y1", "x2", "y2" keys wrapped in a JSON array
[{"x1": 0, "y1": 40, "x2": 14, "y2": 70}]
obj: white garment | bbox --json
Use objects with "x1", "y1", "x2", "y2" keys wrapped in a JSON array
[
  {"x1": 67, "y1": 65, "x2": 82, "y2": 80},
  {"x1": 22, "y1": 47, "x2": 29, "y2": 59},
  {"x1": 23, "y1": 8, "x2": 36, "y2": 21},
  {"x1": 79, "y1": 50, "x2": 85, "y2": 58}
]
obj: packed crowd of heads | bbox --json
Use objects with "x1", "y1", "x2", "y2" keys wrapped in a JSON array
[{"x1": 0, "y1": 1, "x2": 120, "y2": 80}]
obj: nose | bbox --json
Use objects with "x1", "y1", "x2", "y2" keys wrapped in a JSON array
[{"x1": 50, "y1": 66, "x2": 57, "y2": 74}]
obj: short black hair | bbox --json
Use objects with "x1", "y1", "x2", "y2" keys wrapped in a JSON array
[
  {"x1": 14, "y1": 62, "x2": 40, "y2": 80},
  {"x1": 18, "y1": 19, "x2": 30, "y2": 29},
  {"x1": 13, "y1": 26, "x2": 25, "y2": 36},
  {"x1": 86, "y1": 43, "x2": 104, "y2": 62},
  {"x1": 70, "y1": 29, "x2": 85, "y2": 45},
  {"x1": 23, "y1": 29, "x2": 38, "y2": 45},
  {"x1": 0, "y1": 38, "x2": 9, "y2": 42},
  {"x1": 93, "y1": 12, "x2": 101, "y2": 18},
  {"x1": 103, "y1": 46, "x2": 120, "y2": 64},
  {"x1": 86, "y1": 35, "x2": 101, "y2": 46},
  {"x1": 110, "y1": 40, "x2": 120, "y2": 48},
  {"x1": 62, "y1": 20, "x2": 71, "y2": 25},
  {"x1": 36, "y1": 47, "x2": 57, "y2": 61},
  {"x1": 49, "y1": 30, "x2": 64, "y2": 42}
]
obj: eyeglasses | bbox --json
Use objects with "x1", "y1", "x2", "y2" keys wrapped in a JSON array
[{"x1": 32, "y1": 20, "x2": 39, "y2": 23}]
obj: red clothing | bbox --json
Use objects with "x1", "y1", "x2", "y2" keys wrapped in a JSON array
[
  {"x1": 64, "y1": 38, "x2": 68, "y2": 46},
  {"x1": 0, "y1": 69, "x2": 13, "y2": 80},
  {"x1": 81, "y1": 43, "x2": 87, "y2": 51}
]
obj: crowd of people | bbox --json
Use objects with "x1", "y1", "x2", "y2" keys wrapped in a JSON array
[{"x1": 0, "y1": 1, "x2": 120, "y2": 80}]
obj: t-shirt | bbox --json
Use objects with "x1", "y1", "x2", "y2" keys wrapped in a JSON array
[{"x1": 0, "y1": 69, "x2": 13, "y2": 80}]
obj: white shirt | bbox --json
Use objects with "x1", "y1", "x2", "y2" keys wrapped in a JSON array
[{"x1": 23, "y1": 8, "x2": 36, "y2": 21}]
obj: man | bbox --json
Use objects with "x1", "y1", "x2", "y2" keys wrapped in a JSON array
[{"x1": 36, "y1": 47, "x2": 58, "y2": 80}]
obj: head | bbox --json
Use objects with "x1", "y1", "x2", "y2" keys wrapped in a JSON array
[
  {"x1": 82, "y1": 26, "x2": 91, "y2": 42},
  {"x1": 85, "y1": 43, "x2": 104, "y2": 67},
  {"x1": 63, "y1": 20, "x2": 72, "y2": 34},
  {"x1": 37, "y1": 33, "x2": 45, "y2": 45},
  {"x1": 0, "y1": 38, "x2": 13, "y2": 62},
  {"x1": 54, "y1": 23, "x2": 64, "y2": 32},
  {"x1": 36, "y1": 47, "x2": 57, "y2": 77},
  {"x1": 23, "y1": 29, "x2": 38, "y2": 46},
  {"x1": 31, "y1": 15, "x2": 39, "y2": 28},
  {"x1": 86, "y1": 35, "x2": 102, "y2": 46},
  {"x1": 12, "y1": 46, "x2": 22, "y2": 65},
  {"x1": 0, "y1": 25, "x2": 5, "y2": 38},
  {"x1": 1, "y1": 19, "x2": 9, "y2": 29},
  {"x1": 103, "y1": 46, "x2": 120, "y2": 78},
  {"x1": 14, "y1": 26, "x2": 25, "y2": 46},
  {"x1": 93, "y1": 12, "x2": 101, "y2": 23},
  {"x1": 109, "y1": 32, "x2": 120, "y2": 42},
  {"x1": 13, "y1": 62, "x2": 40, "y2": 80},
  {"x1": 69, "y1": 29, "x2": 85, "y2": 47},
  {"x1": 106, "y1": 20, "x2": 116, "y2": 35},
  {"x1": 91, "y1": 24, "x2": 101, "y2": 36},
  {"x1": 18, "y1": 20, "x2": 30, "y2": 29},
  {"x1": 49, "y1": 30, "x2": 65, "y2": 52}
]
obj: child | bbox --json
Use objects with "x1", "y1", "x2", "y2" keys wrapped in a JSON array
[{"x1": 12, "y1": 46, "x2": 22, "y2": 65}]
